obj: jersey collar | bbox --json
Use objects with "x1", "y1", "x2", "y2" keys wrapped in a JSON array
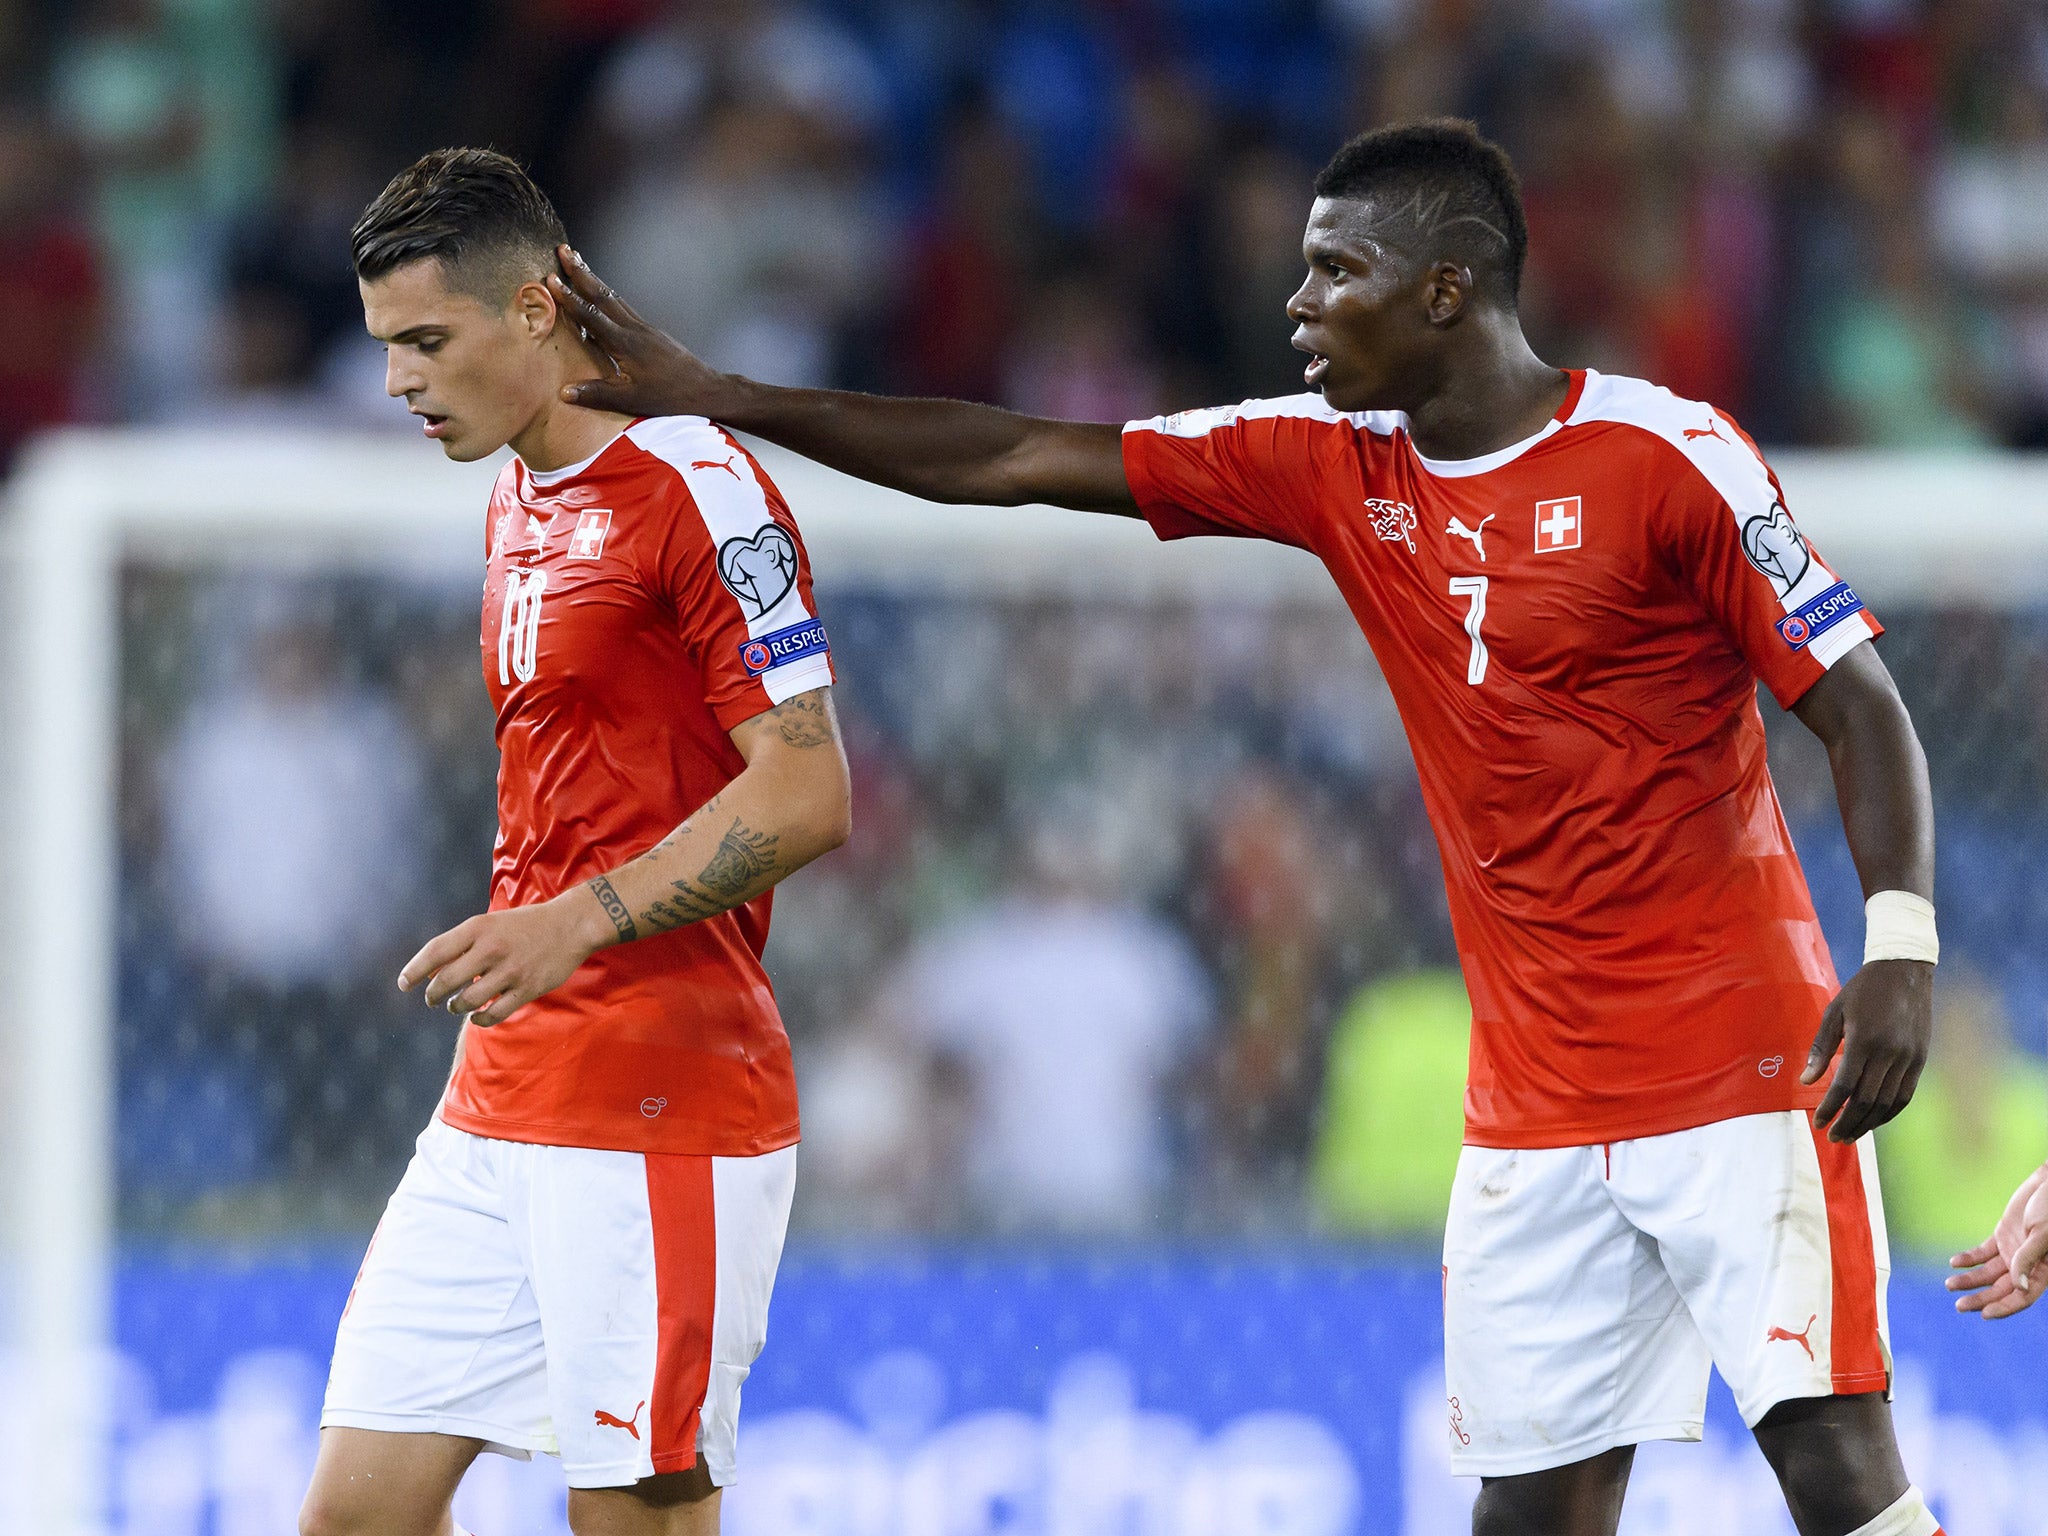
[
  {"x1": 1407, "y1": 369, "x2": 1590, "y2": 480},
  {"x1": 519, "y1": 421, "x2": 635, "y2": 489}
]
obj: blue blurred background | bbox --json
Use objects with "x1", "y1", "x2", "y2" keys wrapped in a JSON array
[{"x1": 5, "y1": 0, "x2": 2047, "y2": 1529}]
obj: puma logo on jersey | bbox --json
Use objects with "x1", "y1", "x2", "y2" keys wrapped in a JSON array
[
  {"x1": 1683, "y1": 418, "x2": 1728, "y2": 443},
  {"x1": 692, "y1": 457, "x2": 743, "y2": 480},
  {"x1": 1446, "y1": 514, "x2": 1495, "y2": 561},
  {"x1": 1766, "y1": 1315, "x2": 1818, "y2": 1361},
  {"x1": 525, "y1": 513, "x2": 556, "y2": 550},
  {"x1": 594, "y1": 1401, "x2": 646, "y2": 1439}
]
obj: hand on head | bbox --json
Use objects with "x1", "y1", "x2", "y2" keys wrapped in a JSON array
[{"x1": 547, "y1": 246, "x2": 733, "y2": 420}]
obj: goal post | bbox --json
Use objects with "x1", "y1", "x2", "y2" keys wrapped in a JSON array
[{"x1": 1, "y1": 426, "x2": 2044, "y2": 1533}]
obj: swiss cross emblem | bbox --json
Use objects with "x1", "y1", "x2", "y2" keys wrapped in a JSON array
[
  {"x1": 567, "y1": 508, "x2": 614, "y2": 561},
  {"x1": 1535, "y1": 496, "x2": 1581, "y2": 553}
]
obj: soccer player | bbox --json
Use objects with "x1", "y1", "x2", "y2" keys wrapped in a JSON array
[
  {"x1": 549, "y1": 120, "x2": 1946, "y2": 1535},
  {"x1": 298, "y1": 149, "x2": 849, "y2": 1536},
  {"x1": 1949, "y1": 1159, "x2": 2048, "y2": 1319}
]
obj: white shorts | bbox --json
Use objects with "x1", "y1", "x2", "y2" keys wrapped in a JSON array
[
  {"x1": 321, "y1": 1116, "x2": 796, "y2": 1489},
  {"x1": 1443, "y1": 1110, "x2": 1891, "y2": 1478}
]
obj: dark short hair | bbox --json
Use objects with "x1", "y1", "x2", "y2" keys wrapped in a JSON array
[
  {"x1": 1313, "y1": 120, "x2": 1529, "y2": 303},
  {"x1": 351, "y1": 147, "x2": 567, "y2": 305}
]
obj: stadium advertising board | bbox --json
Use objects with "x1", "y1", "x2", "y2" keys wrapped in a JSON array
[{"x1": 5, "y1": 1251, "x2": 2039, "y2": 1536}]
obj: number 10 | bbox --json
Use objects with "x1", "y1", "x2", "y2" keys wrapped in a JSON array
[
  {"x1": 499, "y1": 569, "x2": 548, "y2": 686},
  {"x1": 1449, "y1": 576, "x2": 1488, "y2": 685}
]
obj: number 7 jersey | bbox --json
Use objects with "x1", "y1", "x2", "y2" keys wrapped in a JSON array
[
  {"x1": 446, "y1": 415, "x2": 832, "y2": 1157},
  {"x1": 1123, "y1": 369, "x2": 1879, "y2": 1149}
]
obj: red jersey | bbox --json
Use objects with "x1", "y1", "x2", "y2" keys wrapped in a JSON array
[
  {"x1": 1124, "y1": 370, "x2": 1879, "y2": 1149},
  {"x1": 440, "y1": 416, "x2": 833, "y2": 1156}
]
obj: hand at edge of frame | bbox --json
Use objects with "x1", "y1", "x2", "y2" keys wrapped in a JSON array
[{"x1": 1949, "y1": 1162, "x2": 2048, "y2": 1320}]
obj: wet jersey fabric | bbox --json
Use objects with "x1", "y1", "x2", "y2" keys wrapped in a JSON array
[
  {"x1": 1123, "y1": 369, "x2": 1878, "y2": 1149},
  {"x1": 441, "y1": 415, "x2": 832, "y2": 1157}
]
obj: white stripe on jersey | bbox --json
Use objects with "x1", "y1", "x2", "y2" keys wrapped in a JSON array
[
  {"x1": 627, "y1": 415, "x2": 834, "y2": 705},
  {"x1": 1124, "y1": 393, "x2": 1406, "y2": 440},
  {"x1": 1568, "y1": 371, "x2": 1875, "y2": 668}
]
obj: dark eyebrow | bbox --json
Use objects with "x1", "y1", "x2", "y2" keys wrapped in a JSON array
[{"x1": 1305, "y1": 238, "x2": 1365, "y2": 267}]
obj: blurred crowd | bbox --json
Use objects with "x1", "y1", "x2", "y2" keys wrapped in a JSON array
[
  {"x1": 7, "y1": 0, "x2": 2048, "y2": 476},
  {"x1": 113, "y1": 568, "x2": 2048, "y2": 1253}
]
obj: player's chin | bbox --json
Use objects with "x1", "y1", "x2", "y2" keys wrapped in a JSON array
[
  {"x1": 438, "y1": 430, "x2": 495, "y2": 463},
  {"x1": 1314, "y1": 375, "x2": 1370, "y2": 414},
  {"x1": 1307, "y1": 359, "x2": 1372, "y2": 414}
]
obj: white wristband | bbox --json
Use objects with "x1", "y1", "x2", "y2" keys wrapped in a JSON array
[{"x1": 1863, "y1": 890, "x2": 1938, "y2": 966}]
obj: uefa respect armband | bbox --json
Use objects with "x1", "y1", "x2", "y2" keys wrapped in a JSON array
[
  {"x1": 738, "y1": 618, "x2": 830, "y2": 677},
  {"x1": 1774, "y1": 581, "x2": 1865, "y2": 650}
]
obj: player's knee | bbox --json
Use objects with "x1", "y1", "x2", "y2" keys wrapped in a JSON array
[
  {"x1": 567, "y1": 1466, "x2": 719, "y2": 1535},
  {"x1": 296, "y1": 1491, "x2": 358, "y2": 1536},
  {"x1": 298, "y1": 1485, "x2": 437, "y2": 1536},
  {"x1": 1756, "y1": 1394, "x2": 1909, "y2": 1529},
  {"x1": 1471, "y1": 1447, "x2": 1633, "y2": 1536}
]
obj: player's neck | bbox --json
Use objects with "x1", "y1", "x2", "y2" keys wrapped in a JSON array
[
  {"x1": 511, "y1": 392, "x2": 632, "y2": 474},
  {"x1": 1401, "y1": 322, "x2": 1567, "y2": 464}
]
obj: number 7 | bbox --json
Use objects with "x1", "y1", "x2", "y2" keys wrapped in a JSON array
[{"x1": 1449, "y1": 576, "x2": 1488, "y2": 685}]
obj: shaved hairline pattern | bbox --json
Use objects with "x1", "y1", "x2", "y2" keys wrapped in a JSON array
[{"x1": 1353, "y1": 184, "x2": 1511, "y2": 267}]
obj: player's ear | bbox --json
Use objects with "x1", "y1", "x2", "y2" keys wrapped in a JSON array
[
  {"x1": 1425, "y1": 261, "x2": 1471, "y2": 326},
  {"x1": 514, "y1": 279, "x2": 557, "y2": 341}
]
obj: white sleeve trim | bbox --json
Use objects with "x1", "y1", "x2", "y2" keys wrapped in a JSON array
[
  {"x1": 760, "y1": 656, "x2": 835, "y2": 705},
  {"x1": 1573, "y1": 372, "x2": 1870, "y2": 667},
  {"x1": 1808, "y1": 610, "x2": 1875, "y2": 668}
]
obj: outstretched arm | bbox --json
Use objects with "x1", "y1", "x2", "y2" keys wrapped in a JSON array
[
  {"x1": 1790, "y1": 640, "x2": 1936, "y2": 1142},
  {"x1": 547, "y1": 247, "x2": 1138, "y2": 516},
  {"x1": 400, "y1": 688, "x2": 851, "y2": 1026}
]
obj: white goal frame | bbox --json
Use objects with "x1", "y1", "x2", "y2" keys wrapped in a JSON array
[{"x1": 3, "y1": 426, "x2": 2046, "y2": 1533}]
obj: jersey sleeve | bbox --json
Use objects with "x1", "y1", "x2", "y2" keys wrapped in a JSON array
[
  {"x1": 654, "y1": 440, "x2": 835, "y2": 733},
  {"x1": 1121, "y1": 397, "x2": 1349, "y2": 550},
  {"x1": 1656, "y1": 425, "x2": 1880, "y2": 709}
]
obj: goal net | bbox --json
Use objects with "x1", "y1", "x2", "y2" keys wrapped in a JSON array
[{"x1": 4, "y1": 430, "x2": 2046, "y2": 1536}]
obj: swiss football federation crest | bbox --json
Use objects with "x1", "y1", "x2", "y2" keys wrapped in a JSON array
[
  {"x1": 1365, "y1": 498, "x2": 1418, "y2": 554},
  {"x1": 1741, "y1": 502, "x2": 1811, "y2": 596},
  {"x1": 567, "y1": 508, "x2": 614, "y2": 561},
  {"x1": 1535, "y1": 496, "x2": 1581, "y2": 552},
  {"x1": 717, "y1": 523, "x2": 799, "y2": 619}
]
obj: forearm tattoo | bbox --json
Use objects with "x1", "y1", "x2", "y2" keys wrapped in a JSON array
[
  {"x1": 631, "y1": 813, "x2": 787, "y2": 936},
  {"x1": 588, "y1": 874, "x2": 638, "y2": 943},
  {"x1": 701, "y1": 819, "x2": 781, "y2": 898}
]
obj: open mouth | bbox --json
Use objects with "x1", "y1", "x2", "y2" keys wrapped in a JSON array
[
  {"x1": 1291, "y1": 331, "x2": 1329, "y2": 389},
  {"x1": 417, "y1": 411, "x2": 451, "y2": 439}
]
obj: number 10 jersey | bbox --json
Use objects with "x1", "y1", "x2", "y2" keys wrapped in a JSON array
[
  {"x1": 1122, "y1": 369, "x2": 1880, "y2": 1150},
  {"x1": 446, "y1": 415, "x2": 833, "y2": 1157}
]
